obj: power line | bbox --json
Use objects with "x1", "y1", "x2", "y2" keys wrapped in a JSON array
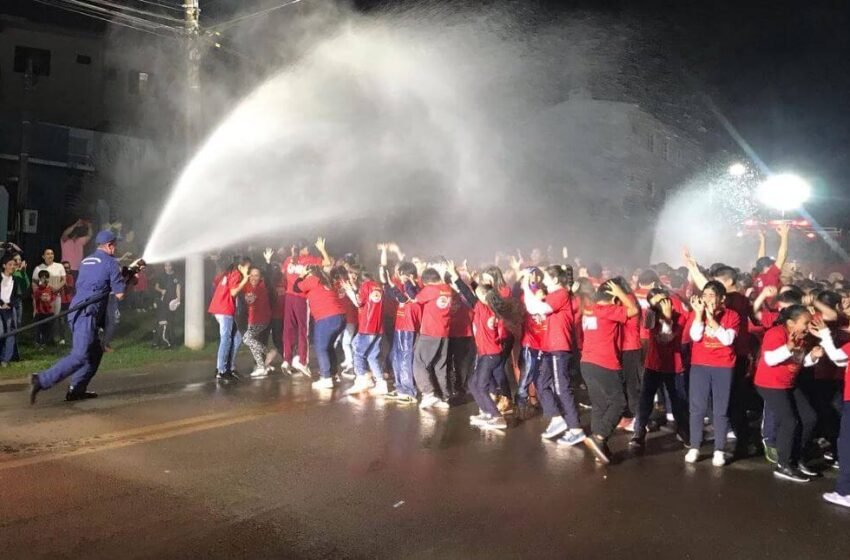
[
  {"x1": 32, "y1": 0, "x2": 181, "y2": 39},
  {"x1": 66, "y1": 0, "x2": 185, "y2": 24},
  {"x1": 208, "y1": 0, "x2": 305, "y2": 31},
  {"x1": 134, "y1": 0, "x2": 183, "y2": 11}
]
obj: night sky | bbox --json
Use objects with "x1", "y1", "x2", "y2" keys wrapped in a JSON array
[{"x1": 6, "y1": 0, "x2": 850, "y2": 226}]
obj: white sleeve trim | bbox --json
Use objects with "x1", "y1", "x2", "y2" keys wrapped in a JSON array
[{"x1": 764, "y1": 345, "x2": 793, "y2": 366}]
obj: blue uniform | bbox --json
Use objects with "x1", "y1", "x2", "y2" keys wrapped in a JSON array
[{"x1": 37, "y1": 249, "x2": 125, "y2": 393}]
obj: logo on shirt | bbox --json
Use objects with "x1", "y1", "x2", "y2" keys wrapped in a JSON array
[
  {"x1": 582, "y1": 316, "x2": 598, "y2": 331},
  {"x1": 369, "y1": 290, "x2": 382, "y2": 303},
  {"x1": 245, "y1": 293, "x2": 257, "y2": 305},
  {"x1": 487, "y1": 316, "x2": 497, "y2": 330},
  {"x1": 436, "y1": 295, "x2": 450, "y2": 309}
]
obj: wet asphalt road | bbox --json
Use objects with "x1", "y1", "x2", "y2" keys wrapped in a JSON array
[{"x1": 1, "y1": 358, "x2": 849, "y2": 560}]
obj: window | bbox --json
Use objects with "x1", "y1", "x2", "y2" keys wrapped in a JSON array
[
  {"x1": 13, "y1": 46, "x2": 51, "y2": 76},
  {"x1": 127, "y1": 70, "x2": 151, "y2": 95},
  {"x1": 76, "y1": 54, "x2": 92, "y2": 65}
]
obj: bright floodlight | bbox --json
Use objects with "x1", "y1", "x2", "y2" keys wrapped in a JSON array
[
  {"x1": 756, "y1": 173, "x2": 811, "y2": 212},
  {"x1": 728, "y1": 162, "x2": 747, "y2": 177}
]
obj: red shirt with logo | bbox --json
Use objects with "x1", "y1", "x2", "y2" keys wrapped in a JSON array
[
  {"x1": 581, "y1": 303, "x2": 628, "y2": 370},
  {"x1": 755, "y1": 326, "x2": 806, "y2": 389},
  {"x1": 297, "y1": 275, "x2": 345, "y2": 321},
  {"x1": 473, "y1": 302, "x2": 507, "y2": 355},
  {"x1": 415, "y1": 283, "x2": 453, "y2": 338},
  {"x1": 243, "y1": 280, "x2": 271, "y2": 326},
  {"x1": 690, "y1": 308, "x2": 741, "y2": 368},
  {"x1": 208, "y1": 270, "x2": 242, "y2": 316},
  {"x1": 357, "y1": 280, "x2": 384, "y2": 335},
  {"x1": 542, "y1": 289, "x2": 575, "y2": 353},
  {"x1": 284, "y1": 255, "x2": 323, "y2": 298}
]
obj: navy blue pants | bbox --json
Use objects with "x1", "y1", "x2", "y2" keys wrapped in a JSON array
[
  {"x1": 517, "y1": 346, "x2": 542, "y2": 403},
  {"x1": 635, "y1": 370, "x2": 689, "y2": 435},
  {"x1": 536, "y1": 351, "x2": 581, "y2": 429},
  {"x1": 470, "y1": 354, "x2": 502, "y2": 417},
  {"x1": 689, "y1": 365, "x2": 733, "y2": 451},
  {"x1": 37, "y1": 312, "x2": 104, "y2": 393},
  {"x1": 757, "y1": 386, "x2": 817, "y2": 468},
  {"x1": 391, "y1": 330, "x2": 416, "y2": 397},
  {"x1": 837, "y1": 400, "x2": 850, "y2": 495},
  {"x1": 0, "y1": 308, "x2": 16, "y2": 363},
  {"x1": 313, "y1": 314, "x2": 345, "y2": 379},
  {"x1": 353, "y1": 333, "x2": 383, "y2": 378}
]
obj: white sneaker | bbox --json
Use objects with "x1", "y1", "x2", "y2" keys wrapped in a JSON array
[
  {"x1": 480, "y1": 416, "x2": 508, "y2": 431},
  {"x1": 370, "y1": 379, "x2": 389, "y2": 395},
  {"x1": 419, "y1": 393, "x2": 440, "y2": 409},
  {"x1": 541, "y1": 416, "x2": 568, "y2": 440},
  {"x1": 624, "y1": 418, "x2": 636, "y2": 432},
  {"x1": 433, "y1": 400, "x2": 450, "y2": 410},
  {"x1": 340, "y1": 370, "x2": 357, "y2": 381},
  {"x1": 712, "y1": 450, "x2": 727, "y2": 467},
  {"x1": 823, "y1": 492, "x2": 850, "y2": 508},
  {"x1": 685, "y1": 449, "x2": 700, "y2": 464},
  {"x1": 666, "y1": 413, "x2": 675, "y2": 422},
  {"x1": 470, "y1": 412, "x2": 492, "y2": 426},
  {"x1": 726, "y1": 430, "x2": 737, "y2": 442},
  {"x1": 345, "y1": 376, "x2": 374, "y2": 395},
  {"x1": 281, "y1": 361, "x2": 290, "y2": 372},
  {"x1": 312, "y1": 377, "x2": 334, "y2": 390},
  {"x1": 250, "y1": 366, "x2": 269, "y2": 378},
  {"x1": 292, "y1": 357, "x2": 311, "y2": 377}
]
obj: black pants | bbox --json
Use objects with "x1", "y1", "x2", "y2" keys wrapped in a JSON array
[
  {"x1": 447, "y1": 336, "x2": 475, "y2": 394},
  {"x1": 414, "y1": 335, "x2": 449, "y2": 398},
  {"x1": 34, "y1": 313, "x2": 54, "y2": 345},
  {"x1": 622, "y1": 349, "x2": 643, "y2": 416},
  {"x1": 582, "y1": 363, "x2": 626, "y2": 439},
  {"x1": 800, "y1": 377, "x2": 842, "y2": 451},
  {"x1": 728, "y1": 356, "x2": 754, "y2": 446},
  {"x1": 757, "y1": 386, "x2": 817, "y2": 467}
]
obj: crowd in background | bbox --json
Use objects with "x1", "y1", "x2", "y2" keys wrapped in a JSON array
[{"x1": 204, "y1": 225, "x2": 850, "y2": 509}]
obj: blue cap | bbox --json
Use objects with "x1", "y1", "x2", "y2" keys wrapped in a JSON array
[{"x1": 95, "y1": 230, "x2": 117, "y2": 245}]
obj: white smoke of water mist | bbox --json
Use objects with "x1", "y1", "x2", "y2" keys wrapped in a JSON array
[
  {"x1": 143, "y1": 3, "x2": 651, "y2": 264},
  {"x1": 650, "y1": 173, "x2": 760, "y2": 269}
]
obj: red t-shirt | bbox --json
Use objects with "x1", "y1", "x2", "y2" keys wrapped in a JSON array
[
  {"x1": 449, "y1": 293, "x2": 474, "y2": 338},
  {"x1": 754, "y1": 264, "x2": 782, "y2": 297},
  {"x1": 723, "y1": 291, "x2": 752, "y2": 357},
  {"x1": 243, "y1": 280, "x2": 271, "y2": 326},
  {"x1": 298, "y1": 275, "x2": 345, "y2": 321},
  {"x1": 357, "y1": 280, "x2": 384, "y2": 335},
  {"x1": 395, "y1": 300, "x2": 421, "y2": 332},
  {"x1": 644, "y1": 311, "x2": 688, "y2": 374},
  {"x1": 690, "y1": 308, "x2": 741, "y2": 368},
  {"x1": 208, "y1": 270, "x2": 242, "y2": 316},
  {"x1": 621, "y1": 294, "x2": 641, "y2": 351},
  {"x1": 336, "y1": 281, "x2": 358, "y2": 324},
  {"x1": 473, "y1": 301, "x2": 506, "y2": 355},
  {"x1": 284, "y1": 255, "x2": 322, "y2": 298},
  {"x1": 754, "y1": 326, "x2": 806, "y2": 389},
  {"x1": 542, "y1": 289, "x2": 575, "y2": 353},
  {"x1": 521, "y1": 291, "x2": 547, "y2": 350},
  {"x1": 61, "y1": 273, "x2": 76, "y2": 305},
  {"x1": 581, "y1": 303, "x2": 628, "y2": 370},
  {"x1": 32, "y1": 284, "x2": 57, "y2": 315},
  {"x1": 415, "y1": 283, "x2": 453, "y2": 338}
]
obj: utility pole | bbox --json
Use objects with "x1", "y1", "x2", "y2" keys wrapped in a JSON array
[
  {"x1": 183, "y1": 0, "x2": 205, "y2": 350},
  {"x1": 17, "y1": 59, "x2": 34, "y2": 248}
]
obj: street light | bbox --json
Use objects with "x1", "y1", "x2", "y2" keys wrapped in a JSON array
[
  {"x1": 728, "y1": 162, "x2": 747, "y2": 177},
  {"x1": 756, "y1": 173, "x2": 811, "y2": 212}
]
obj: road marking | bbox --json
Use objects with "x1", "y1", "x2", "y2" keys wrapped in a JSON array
[{"x1": 0, "y1": 405, "x2": 283, "y2": 471}]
